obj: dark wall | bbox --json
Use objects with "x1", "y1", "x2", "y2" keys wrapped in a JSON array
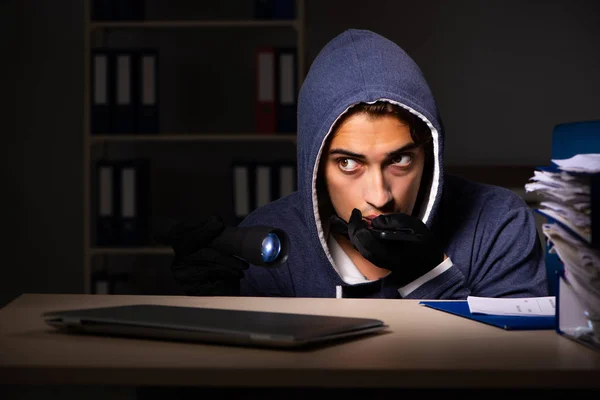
[
  {"x1": 2, "y1": 0, "x2": 599, "y2": 307},
  {"x1": 2, "y1": 1, "x2": 85, "y2": 307},
  {"x1": 306, "y1": 0, "x2": 600, "y2": 165}
]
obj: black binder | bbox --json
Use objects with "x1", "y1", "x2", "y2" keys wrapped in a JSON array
[
  {"x1": 91, "y1": 0, "x2": 144, "y2": 21},
  {"x1": 274, "y1": 47, "x2": 297, "y2": 133},
  {"x1": 95, "y1": 160, "x2": 120, "y2": 246},
  {"x1": 232, "y1": 162, "x2": 256, "y2": 225},
  {"x1": 113, "y1": 0, "x2": 145, "y2": 21},
  {"x1": 91, "y1": 0, "x2": 114, "y2": 21},
  {"x1": 271, "y1": 161, "x2": 296, "y2": 201},
  {"x1": 254, "y1": 0, "x2": 295, "y2": 20},
  {"x1": 254, "y1": 0, "x2": 275, "y2": 19},
  {"x1": 112, "y1": 50, "x2": 136, "y2": 134},
  {"x1": 118, "y1": 159, "x2": 151, "y2": 246},
  {"x1": 136, "y1": 49, "x2": 159, "y2": 134}
]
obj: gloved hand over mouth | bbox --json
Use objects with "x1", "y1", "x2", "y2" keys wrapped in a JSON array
[{"x1": 330, "y1": 208, "x2": 445, "y2": 287}]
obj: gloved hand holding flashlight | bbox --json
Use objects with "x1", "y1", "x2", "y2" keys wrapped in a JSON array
[{"x1": 154, "y1": 216, "x2": 289, "y2": 296}]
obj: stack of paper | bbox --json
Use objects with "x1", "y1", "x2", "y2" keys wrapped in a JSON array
[
  {"x1": 525, "y1": 154, "x2": 600, "y2": 342},
  {"x1": 525, "y1": 167, "x2": 594, "y2": 243}
]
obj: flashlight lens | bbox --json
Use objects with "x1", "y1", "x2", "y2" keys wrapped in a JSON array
[{"x1": 261, "y1": 233, "x2": 281, "y2": 263}]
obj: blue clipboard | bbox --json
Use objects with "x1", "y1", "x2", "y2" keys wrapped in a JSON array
[{"x1": 419, "y1": 301, "x2": 556, "y2": 330}]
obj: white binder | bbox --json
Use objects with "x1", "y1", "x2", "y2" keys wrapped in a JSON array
[{"x1": 556, "y1": 273, "x2": 600, "y2": 352}]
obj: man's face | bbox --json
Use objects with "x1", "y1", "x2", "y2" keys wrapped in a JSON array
[{"x1": 323, "y1": 113, "x2": 425, "y2": 223}]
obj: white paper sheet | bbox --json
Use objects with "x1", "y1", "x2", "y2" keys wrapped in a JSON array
[
  {"x1": 467, "y1": 296, "x2": 556, "y2": 316},
  {"x1": 552, "y1": 154, "x2": 600, "y2": 173}
]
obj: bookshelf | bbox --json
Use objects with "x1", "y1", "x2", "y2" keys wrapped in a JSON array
[
  {"x1": 83, "y1": 0, "x2": 306, "y2": 294},
  {"x1": 90, "y1": 20, "x2": 300, "y2": 29},
  {"x1": 90, "y1": 247, "x2": 173, "y2": 256},
  {"x1": 91, "y1": 133, "x2": 298, "y2": 143}
]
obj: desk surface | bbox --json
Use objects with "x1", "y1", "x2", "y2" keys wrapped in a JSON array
[{"x1": 0, "y1": 294, "x2": 598, "y2": 388}]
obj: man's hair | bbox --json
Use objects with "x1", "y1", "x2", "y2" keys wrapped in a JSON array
[
  {"x1": 317, "y1": 101, "x2": 434, "y2": 218},
  {"x1": 332, "y1": 101, "x2": 432, "y2": 147}
]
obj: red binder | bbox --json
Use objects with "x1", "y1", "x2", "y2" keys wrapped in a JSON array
[{"x1": 255, "y1": 47, "x2": 276, "y2": 133}]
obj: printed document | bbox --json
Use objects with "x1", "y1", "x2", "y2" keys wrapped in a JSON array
[{"x1": 467, "y1": 296, "x2": 556, "y2": 316}]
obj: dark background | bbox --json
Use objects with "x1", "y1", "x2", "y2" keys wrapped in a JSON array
[{"x1": 2, "y1": 0, "x2": 600, "y2": 308}]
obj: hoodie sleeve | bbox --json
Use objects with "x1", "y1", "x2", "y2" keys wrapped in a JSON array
[{"x1": 402, "y1": 204, "x2": 548, "y2": 300}]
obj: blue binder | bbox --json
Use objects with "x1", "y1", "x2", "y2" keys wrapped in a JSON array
[
  {"x1": 273, "y1": 0, "x2": 296, "y2": 19},
  {"x1": 419, "y1": 301, "x2": 556, "y2": 330},
  {"x1": 550, "y1": 120, "x2": 600, "y2": 160}
]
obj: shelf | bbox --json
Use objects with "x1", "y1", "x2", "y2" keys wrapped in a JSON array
[
  {"x1": 83, "y1": 0, "x2": 306, "y2": 294},
  {"x1": 91, "y1": 247, "x2": 173, "y2": 256},
  {"x1": 90, "y1": 19, "x2": 299, "y2": 30},
  {"x1": 90, "y1": 133, "x2": 297, "y2": 143}
]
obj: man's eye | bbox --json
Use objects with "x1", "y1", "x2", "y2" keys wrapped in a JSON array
[
  {"x1": 338, "y1": 158, "x2": 359, "y2": 171},
  {"x1": 391, "y1": 154, "x2": 412, "y2": 167}
]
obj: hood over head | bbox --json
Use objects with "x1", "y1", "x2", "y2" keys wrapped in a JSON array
[{"x1": 296, "y1": 29, "x2": 444, "y2": 263}]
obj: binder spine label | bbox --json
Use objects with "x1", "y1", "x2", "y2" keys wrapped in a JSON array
[
  {"x1": 117, "y1": 55, "x2": 131, "y2": 105},
  {"x1": 279, "y1": 54, "x2": 294, "y2": 105},
  {"x1": 258, "y1": 52, "x2": 275, "y2": 102},
  {"x1": 280, "y1": 166, "x2": 295, "y2": 197},
  {"x1": 142, "y1": 55, "x2": 156, "y2": 106},
  {"x1": 121, "y1": 167, "x2": 136, "y2": 218},
  {"x1": 99, "y1": 166, "x2": 113, "y2": 216},
  {"x1": 256, "y1": 166, "x2": 271, "y2": 208},
  {"x1": 94, "y1": 55, "x2": 108, "y2": 105},
  {"x1": 234, "y1": 166, "x2": 250, "y2": 218}
]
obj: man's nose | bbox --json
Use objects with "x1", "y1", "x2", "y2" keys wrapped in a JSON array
[{"x1": 364, "y1": 170, "x2": 393, "y2": 209}]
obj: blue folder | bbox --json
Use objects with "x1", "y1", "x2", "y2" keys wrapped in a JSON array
[{"x1": 419, "y1": 301, "x2": 556, "y2": 330}]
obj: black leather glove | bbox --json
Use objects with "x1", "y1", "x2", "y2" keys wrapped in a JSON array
[
  {"x1": 160, "y1": 216, "x2": 249, "y2": 296},
  {"x1": 330, "y1": 208, "x2": 444, "y2": 287}
]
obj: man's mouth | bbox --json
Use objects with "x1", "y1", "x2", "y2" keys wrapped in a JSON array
[{"x1": 363, "y1": 214, "x2": 380, "y2": 227}]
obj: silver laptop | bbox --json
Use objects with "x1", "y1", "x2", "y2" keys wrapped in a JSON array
[{"x1": 42, "y1": 304, "x2": 387, "y2": 349}]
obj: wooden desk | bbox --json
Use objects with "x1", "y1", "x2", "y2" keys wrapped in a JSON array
[{"x1": 0, "y1": 294, "x2": 598, "y2": 391}]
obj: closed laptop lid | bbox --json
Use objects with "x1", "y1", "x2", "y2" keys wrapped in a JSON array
[{"x1": 42, "y1": 304, "x2": 387, "y2": 348}]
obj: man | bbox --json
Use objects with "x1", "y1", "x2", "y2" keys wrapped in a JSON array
[{"x1": 167, "y1": 29, "x2": 547, "y2": 299}]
